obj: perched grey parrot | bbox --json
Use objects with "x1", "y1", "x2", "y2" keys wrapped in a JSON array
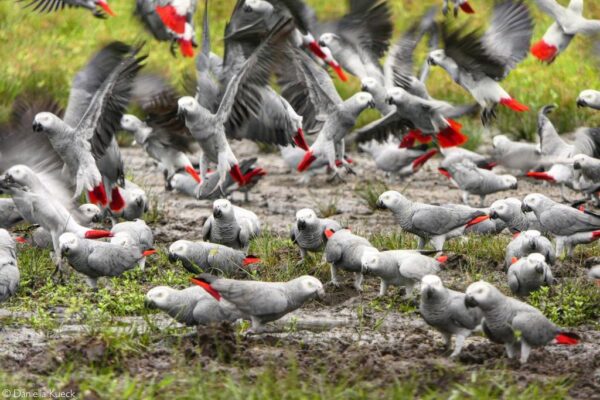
[
  {"x1": 428, "y1": 0, "x2": 534, "y2": 125},
  {"x1": 489, "y1": 198, "x2": 544, "y2": 234},
  {"x1": 290, "y1": 208, "x2": 341, "y2": 261},
  {"x1": 576, "y1": 90, "x2": 600, "y2": 110},
  {"x1": 507, "y1": 253, "x2": 555, "y2": 297},
  {"x1": 359, "y1": 140, "x2": 438, "y2": 179},
  {"x1": 361, "y1": 250, "x2": 442, "y2": 298},
  {"x1": 325, "y1": 229, "x2": 377, "y2": 291},
  {"x1": 491, "y1": 135, "x2": 542, "y2": 174},
  {"x1": 0, "y1": 199, "x2": 24, "y2": 229},
  {"x1": 419, "y1": 275, "x2": 482, "y2": 358},
  {"x1": 110, "y1": 219, "x2": 154, "y2": 270},
  {"x1": 522, "y1": 193, "x2": 600, "y2": 257},
  {"x1": 191, "y1": 273, "x2": 325, "y2": 333},
  {"x1": 442, "y1": 0, "x2": 475, "y2": 16},
  {"x1": 531, "y1": 0, "x2": 600, "y2": 63},
  {"x1": 376, "y1": 191, "x2": 488, "y2": 251},
  {"x1": 168, "y1": 240, "x2": 260, "y2": 275},
  {"x1": 0, "y1": 229, "x2": 19, "y2": 303},
  {"x1": 19, "y1": 0, "x2": 115, "y2": 18},
  {"x1": 446, "y1": 160, "x2": 518, "y2": 207},
  {"x1": 32, "y1": 42, "x2": 144, "y2": 211},
  {"x1": 59, "y1": 232, "x2": 155, "y2": 289},
  {"x1": 464, "y1": 281, "x2": 580, "y2": 364},
  {"x1": 145, "y1": 285, "x2": 242, "y2": 326},
  {"x1": 505, "y1": 230, "x2": 555, "y2": 267},
  {"x1": 202, "y1": 199, "x2": 261, "y2": 251}
]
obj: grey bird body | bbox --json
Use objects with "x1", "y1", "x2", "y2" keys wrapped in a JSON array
[
  {"x1": 507, "y1": 253, "x2": 554, "y2": 296},
  {"x1": 168, "y1": 239, "x2": 258, "y2": 275},
  {"x1": 145, "y1": 286, "x2": 242, "y2": 326},
  {"x1": 325, "y1": 229, "x2": 377, "y2": 291},
  {"x1": 489, "y1": 198, "x2": 544, "y2": 234},
  {"x1": 202, "y1": 199, "x2": 260, "y2": 251},
  {"x1": 0, "y1": 230, "x2": 19, "y2": 303},
  {"x1": 420, "y1": 275, "x2": 482, "y2": 357},
  {"x1": 492, "y1": 135, "x2": 542, "y2": 174},
  {"x1": 505, "y1": 230, "x2": 555, "y2": 267},
  {"x1": 359, "y1": 140, "x2": 437, "y2": 178},
  {"x1": 0, "y1": 198, "x2": 24, "y2": 229},
  {"x1": 447, "y1": 160, "x2": 517, "y2": 207},
  {"x1": 290, "y1": 208, "x2": 341, "y2": 260}
]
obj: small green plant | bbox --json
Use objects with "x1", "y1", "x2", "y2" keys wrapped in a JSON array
[{"x1": 355, "y1": 180, "x2": 389, "y2": 211}]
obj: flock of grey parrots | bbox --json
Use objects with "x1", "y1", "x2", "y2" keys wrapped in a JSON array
[{"x1": 2, "y1": 0, "x2": 600, "y2": 365}]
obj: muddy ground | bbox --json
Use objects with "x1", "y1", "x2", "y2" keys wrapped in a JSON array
[{"x1": 1, "y1": 141, "x2": 599, "y2": 398}]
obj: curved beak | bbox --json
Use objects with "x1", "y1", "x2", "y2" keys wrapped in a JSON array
[
  {"x1": 144, "y1": 298, "x2": 157, "y2": 309},
  {"x1": 535, "y1": 264, "x2": 544, "y2": 274},
  {"x1": 464, "y1": 295, "x2": 478, "y2": 308},
  {"x1": 297, "y1": 220, "x2": 306, "y2": 230},
  {"x1": 521, "y1": 203, "x2": 532, "y2": 213},
  {"x1": 489, "y1": 210, "x2": 499, "y2": 219},
  {"x1": 32, "y1": 121, "x2": 43, "y2": 132},
  {"x1": 213, "y1": 208, "x2": 222, "y2": 218},
  {"x1": 318, "y1": 40, "x2": 326, "y2": 48},
  {"x1": 376, "y1": 199, "x2": 386, "y2": 209},
  {"x1": 577, "y1": 99, "x2": 586, "y2": 108},
  {"x1": 168, "y1": 253, "x2": 178, "y2": 263},
  {"x1": 427, "y1": 56, "x2": 436, "y2": 66},
  {"x1": 386, "y1": 96, "x2": 394, "y2": 105},
  {"x1": 573, "y1": 162, "x2": 581, "y2": 170}
]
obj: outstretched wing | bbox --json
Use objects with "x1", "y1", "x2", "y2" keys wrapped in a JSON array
[{"x1": 349, "y1": 111, "x2": 413, "y2": 144}]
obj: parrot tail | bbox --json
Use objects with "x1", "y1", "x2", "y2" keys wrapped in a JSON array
[
  {"x1": 97, "y1": 0, "x2": 116, "y2": 16},
  {"x1": 500, "y1": 97, "x2": 529, "y2": 112},
  {"x1": 142, "y1": 249, "x2": 157, "y2": 257},
  {"x1": 436, "y1": 255, "x2": 448, "y2": 263},
  {"x1": 15, "y1": 236, "x2": 28, "y2": 244},
  {"x1": 465, "y1": 215, "x2": 490, "y2": 228},
  {"x1": 526, "y1": 171, "x2": 556, "y2": 182},
  {"x1": 592, "y1": 231, "x2": 600, "y2": 239},
  {"x1": 243, "y1": 256, "x2": 261, "y2": 266},
  {"x1": 459, "y1": 1, "x2": 475, "y2": 13},
  {"x1": 293, "y1": 128, "x2": 310, "y2": 152},
  {"x1": 554, "y1": 332, "x2": 580, "y2": 345},
  {"x1": 307, "y1": 40, "x2": 327, "y2": 59},
  {"x1": 437, "y1": 119, "x2": 468, "y2": 148},
  {"x1": 412, "y1": 149, "x2": 438, "y2": 171},
  {"x1": 297, "y1": 151, "x2": 316, "y2": 172},
  {"x1": 483, "y1": 162, "x2": 497, "y2": 170},
  {"x1": 179, "y1": 40, "x2": 194, "y2": 58},
  {"x1": 155, "y1": 5, "x2": 186, "y2": 34},
  {"x1": 244, "y1": 168, "x2": 267, "y2": 184},
  {"x1": 184, "y1": 165, "x2": 201, "y2": 183},
  {"x1": 230, "y1": 165, "x2": 246, "y2": 186},
  {"x1": 330, "y1": 63, "x2": 348, "y2": 82},
  {"x1": 190, "y1": 275, "x2": 221, "y2": 301},
  {"x1": 84, "y1": 230, "x2": 113, "y2": 239},
  {"x1": 324, "y1": 228, "x2": 336, "y2": 239},
  {"x1": 530, "y1": 40, "x2": 557, "y2": 63},
  {"x1": 109, "y1": 187, "x2": 125, "y2": 212},
  {"x1": 438, "y1": 168, "x2": 451, "y2": 178},
  {"x1": 88, "y1": 183, "x2": 108, "y2": 207},
  {"x1": 401, "y1": 130, "x2": 433, "y2": 149}
]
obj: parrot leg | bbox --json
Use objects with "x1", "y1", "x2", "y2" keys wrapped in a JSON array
[
  {"x1": 519, "y1": 341, "x2": 532, "y2": 364},
  {"x1": 138, "y1": 257, "x2": 146, "y2": 272},
  {"x1": 450, "y1": 334, "x2": 467, "y2": 358},
  {"x1": 479, "y1": 195, "x2": 486, "y2": 208},
  {"x1": 378, "y1": 280, "x2": 388, "y2": 297},
  {"x1": 299, "y1": 248, "x2": 307, "y2": 261},
  {"x1": 246, "y1": 317, "x2": 266, "y2": 335},
  {"x1": 163, "y1": 170, "x2": 173, "y2": 191},
  {"x1": 442, "y1": 332, "x2": 453, "y2": 351},
  {"x1": 461, "y1": 191, "x2": 470, "y2": 206},
  {"x1": 453, "y1": 0, "x2": 459, "y2": 17},
  {"x1": 555, "y1": 237, "x2": 565, "y2": 259},
  {"x1": 560, "y1": 185, "x2": 570, "y2": 203},
  {"x1": 402, "y1": 283, "x2": 415, "y2": 300},
  {"x1": 566, "y1": 243, "x2": 575, "y2": 258},
  {"x1": 85, "y1": 277, "x2": 99, "y2": 291},
  {"x1": 442, "y1": 0, "x2": 449, "y2": 15},
  {"x1": 431, "y1": 236, "x2": 445, "y2": 252},
  {"x1": 417, "y1": 237, "x2": 426, "y2": 250},
  {"x1": 505, "y1": 342, "x2": 518, "y2": 359},
  {"x1": 353, "y1": 273, "x2": 364, "y2": 292},
  {"x1": 329, "y1": 265, "x2": 341, "y2": 287}
]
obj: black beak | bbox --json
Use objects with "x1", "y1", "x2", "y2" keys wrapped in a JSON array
[
  {"x1": 168, "y1": 253, "x2": 178, "y2": 263},
  {"x1": 529, "y1": 241, "x2": 537, "y2": 251},
  {"x1": 427, "y1": 57, "x2": 435, "y2": 66},
  {"x1": 464, "y1": 295, "x2": 478, "y2": 308},
  {"x1": 361, "y1": 85, "x2": 368, "y2": 92},
  {"x1": 318, "y1": 40, "x2": 326, "y2": 48},
  {"x1": 574, "y1": 162, "x2": 581, "y2": 170},
  {"x1": 32, "y1": 121, "x2": 44, "y2": 132},
  {"x1": 61, "y1": 247, "x2": 69, "y2": 256},
  {"x1": 144, "y1": 298, "x2": 157, "y2": 309},
  {"x1": 386, "y1": 96, "x2": 394, "y2": 105},
  {"x1": 297, "y1": 220, "x2": 306, "y2": 230},
  {"x1": 425, "y1": 287, "x2": 434, "y2": 299},
  {"x1": 521, "y1": 203, "x2": 532, "y2": 213},
  {"x1": 367, "y1": 100, "x2": 376, "y2": 108},
  {"x1": 512, "y1": 182, "x2": 518, "y2": 190},
  {"x1": 489, "y1": 210, "x2": 499, "y2": 219},
  {"x1": 213, "y1": 208, "x2": 222, "y2": 218},
  {"x1": 136, "y1": 198, "x2": 144, "y2": 208},
  {"x1": 92, "y1": 215, "x2": 101, "y2": 223},
  {"x1": 376, "y1": 199, "x2": 386, "y2": 209},
  {"x1": 577, "y1": 99, "x2": 586, "y2": 108},
  {"x1": 535, "y1": 264, "x2": 544, "y2": 273}
]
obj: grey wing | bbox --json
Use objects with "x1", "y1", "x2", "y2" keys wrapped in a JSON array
[
  {"x1": 481, "y1": 0, "x2": 534, "y2": 73},
  {"x1": 537, "y1": 106, "x2": 570, "y2": 156},
  {"x1": 512, "y1": 311, "x2": 557, "y2": 346},
  {"x1": 348, "y1": 111, "x2": 412, "y2": 144},
  {"x1": 573, "y1": 128, "x2": 600, "y2": 157},
  {"x1": 87, "y1": 244, "x2": 140, "y2": 276},
  {"x1": 195, "y1": 0, "x2": 223, "y2": 113},
  {"x1": 202, "y1": 217, "x2": 213, "y2": 241},
  {"x1": 412, "y1": 206, "x2": 482, "y2": 235},
  {"x1": 134, "y1": 0, "x2": 173, "y2": 41},
  {"x1": 507, "y1": 267, "x2": 521, "y2": 294},
  {"x1": 325, "y1": 239, "x2": 343, "y2": 263},
  {"x1": 398, "y1": 255, "x2": 439, "y2": 280},
  {"x1": 18, "y1": 0, "x2": 70, "y2": 14},
  {"x1": 212, "y1": 279, "x2": 289, "y2": 316},
  {"x1": 448, "y1": 292, "x2": 481, "y2": 330}
]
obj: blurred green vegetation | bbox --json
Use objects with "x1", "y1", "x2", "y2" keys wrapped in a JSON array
[{"x1": 1, "y1": 0, "x2": 600, "y2": 143}]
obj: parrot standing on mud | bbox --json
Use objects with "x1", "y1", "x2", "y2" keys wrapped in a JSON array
[
  {"x1": 359, "y1": 141, "x2": 438, "y2": 179},
  {"x1": 505, "y1": 230, "x2": 555, "y2": 267},
  {"x1": 202, "y1": 199, "x2": 261, "y2": 251},
  {"x1": 376, "y1": 191, "x2": 488, "y2": 251},
  {"x1": 168, "y1": 240, "x2": 261, "y2": 275},
  {"x1": 145, "y1": 285, "x2": 242, "y2": 325},
  {"x1": 491, "y1": 135, "x2": 542, "y2": 174},
  {"x1": 290, "y1": 208, "x2": 341, "y2": 261},
  {"x1": 419, "y1": 275, "x2": 483, "y2": 358},
  {"x1": 0, "y1": 230, "x2": 19, "y2": 303},
  {"x1": 464, "y1": 281, "x2": 580, "y2": 364},
  {"x1": 191, "y1": 273, "x2": 325, "y2": 333},
  {"x1": 489, "y1": 198, "x2": 544, "y2": 234},
  {"x1": 361, "y1": 250, "x2": 443, "y2": 298},
  {"x1": 507, "y1": 253, "x2": 555, "y2": 297},
  {"x1": 110, "y1": 219, "x2": 154, "y2": 270}
]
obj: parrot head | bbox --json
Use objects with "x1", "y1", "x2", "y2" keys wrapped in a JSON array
[
  {"x1": 360, "y1": 251, "x2": 380, "y2": 274},
  {"x1": 296, "y1": 208, "x2": 318, "y2": 230},
  {"x1": 177, "y1": 96, "x2": 207, "y2": 123},
  {"x1": 318, "y1": 33, "x2": 343, "y2": 53},
  {"x1": 386, "y1": 87, "x2": 407, "y2": 105},
  {"x1": 464, "y1": 281, "x2": 496, "y2": 309},
  {"x1": 110, "y1": 232, "x2": 134, "y2": 248},
  {"x1": 572, "y1": 154, "x2": 592, "y2": 171},
  {"x1": 351, "y1": 92, "x2": 376, "y2": 111},
  {"x1": 1, "y1": 165, "x2": 36, "y2": 189},
  {"x1": 420, "y1": 274, "x2": 444, "y2": 299},
  {"x1": 78, "y1": 204, "x2": 103, "y2": 224},
  {"x1": 145, "y1": 286, "x2": 175, "y2": 310},
  {"x1": 376, "y1": 191, "x2": 406, "y2": 210},
  {"x1": 501, "y1": 175, "x2": 518, "y2": 190},
  {"x1": 212, "y1": 199, "x2": 233, "y2": 219},
  {"x1": 59, "y1": 233, "x2": 80, "y2": 257},
  {"x1": 243, "y1": 0, "x2": 274, "y2": 15},
  {"x1": 120, "y1": 114, "x2": 143, "y2": 133},
  {"x1": 168, "y1": 240, "x2": 191, "y2": 263},
  {"x1": 491, "y1": 135, "x2": 510, "y2": 150},
  {"x1": 576, "y1": 90, "x2": 600, "y2": 110},
  {"x1": 489, "y1": 198, "x2": 520, "y2": 221},
  {"x1": 521, "y1": 194, "x2": 546, "y2": 214},
  {"x1": 426, "y1": 49, "x2": 447, "y2": 66},
  {"x1": 32, "y1": 112, "x2": 62, "y2": 135},
  {"x1": 526, "y1": 253, "x2": 547, "y2": 274},
  {"x1": 360, "y1": 77, "x2": 380, "y2": 94},
  {"x1": 296, "y1": 275, "x2": 325, "y2": 300}
]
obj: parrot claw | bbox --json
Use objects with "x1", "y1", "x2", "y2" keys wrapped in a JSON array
[
  {"x1": 169, "y1": 40, "x2": 178, "y2": 58},
  {"x1": 326, "y1": 280, "x2": 341, "y2": 288}
]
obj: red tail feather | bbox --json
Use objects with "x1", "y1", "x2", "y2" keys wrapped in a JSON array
[
  {"x1": 526, "y1": 171, "x2": 555, "y2": 182},
  {"x1": 437, "y1": 119, "x2": 467, "y2": 148},
  {"x1": 184, "y1": 165, "x2": 201, "y2": 183},
  {"x1": 324, "y1": 229, "x2": 335, "y2": 239},
  {"x1": 483, "y1": 162, "x2": 497, "y2": 170},
  {"x1": 555, "y1": 332, "x2": 580, "y2": 345},
  {"x1": 155, "y1": 5, "x2": 186, "y2": 33},
  {"x1": 592, "y1": 231, "x2": 600, "y2": 239},
  {"x1": 15, "y1": 236, "x2": 27, "y2": 244},
  {"x1": 179, "y1": 40, "x2": 194, "y2": 57},
  {"x1": 465, "y1": 215, "x2": 489, "y2": 228},
  {"x1": 307, "y1": 41, "x2": 327, "y2": 59},
  {"x1": 85, "y1": 230, "x2": 113, "y2": 239},
  {"x1": 97, "y1": 0, "x2": 115, "y2": 16},
  {"x1": 436, "y1": 255, "x2": 448, "y2": 263},
  {"x1": 142, "y1": 249, "x2": 157, "y2": 257},
  {"x1": 531, "y1": 40, "x2": 557, "y2": 63},
  {"x1": 330, "y1": 64, "x2": 348, "y2": 82},
  {"x1": 229, "y1": 164, "x2": 245, "y2": 185},
  {"x1": 109, "y1": 187, "x2": 125, "y2": 212},
  {"x1": 412, "y1": 149, "x2": 438, "y2": 171},
  {"x1": 297, "y1": 151, "x2": 316, "y2": 172},
  {"x1": 513, "y1": 232, "x2": 521, "y2": 239},
  {"x1": 190, "y1": 278, "x2": 221, "y2": 301},
  {"x1": 500, "y1": 97, "x2": 529, "y2": 112},
  {"x1": 459, "y1": 1, "x2": 475, "y2": 13},
  {"x1": 293, "y1": 128, "x2": 310, "y2": 151},
  {"x1": 438, "y1": 168, "x2": 451, "y2": 178},
  {"x1": 400, "y1": 132, "x2": 416, "y2": 148},
  {"x1": 243, "y1": 168, "x2": 267, "y2": 184},
  {"x1": 88, "y1": 183, "x2": 108, "y2": 207},
  {"x1": 243, "y1": 256, "x2": 261, "y2": 266}
]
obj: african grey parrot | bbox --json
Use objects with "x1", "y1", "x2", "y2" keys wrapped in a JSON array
[
  {"x1": 438, "y1": 147, "x2": 496, "y2": 179},
  {"x1": 531, "y1": 0, "x2": 599, "y2": 63},
  {"x1": 442, "y1": 204, "x2": 506, "y2": 235},
  {"x1": 108, "y1": 180, "x2": 149, "y2": 223},
  {"x1": 507, "y1": 253, "x2": 555, "y2": 297},
  {"x1": 428, "y1": 0, "x2": 534, "y2": 125},
  {"x1": 376, "y1": 191, "x2": 489, "y2": 251},
  {"x1": 419, "y1": 275, "x2": 482, "y2": 358},
  {"x1": 290, "y1": 208, "x2": 341, "y2": 261},
  {"x1": 202, "y1": 199, "x2": 261, "y2": 251},
  {"x1": 489, "y1": 198, "x2": 544, "y2": 234},
  {"x1": 0, "y1": 199, "x2": 23, "y2": 229},
  {"x1": 110, "y1": 219, "x2": 154, "y2": 270},
  {"x1": 505, "y1": 230, "x2": 555, "y2": 268},
  {"x1": 442, "y1": 0, "x2": 475, "y2": 16},
  {"x1": 359, "y1": 140, "x2": 438, "y2": 179},
  {"x1": 573, "y1": 154, "x2": 600, "y2": 183},
  {"x1": 59, "y1": 232, "x2": 155, "y2": 289},
  {"x1": 491, "y1": 135, "x2": 542, "y2": 174},
  {"x1": 191, "y1": 273, "x2": 325, "y2": 333},
  {"x1": 19, "y1": 0, "x2": 115, "y2": 18},
  {"x1": 464, "y1": 281, "x2": 580, "y2": 364},
  {"x1": 0, "y1": 229, "x2": 19, "y2": 303},
  {"x1": 588, "y1": 265, "x2": 600, "y2": 284},
  {"x1": 361, "y1": 250, "x2": 442, "y2": 298},
  {"x1": 522, "y1": 193, "x2": 600, "y2": 257},
  {"x1": 145, "y1": 285, "x2": 242, "y2": 326},
  {"x1": 168, "y1": 240, "x2": 261, "y2": 275},
  {"x1": 32, "y1": 42, "x2": 144, "y2": 211},
  {"x1": 446, "y1": 160, "x2": 518, "y2": 207},
  {"x1": 576, "y1": 90, "x2": 600, "y2": 110},
  {"x1": 325, "y1": 229, "x2": 377, "y2": 291}
]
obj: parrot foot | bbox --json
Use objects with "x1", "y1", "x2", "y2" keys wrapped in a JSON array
[
  {"x1": 326, "y1": 280, "x2": 341, "y2": 288},
  {"x1": 327, "y1": 171, "x2": 346, "y2": 184}
]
